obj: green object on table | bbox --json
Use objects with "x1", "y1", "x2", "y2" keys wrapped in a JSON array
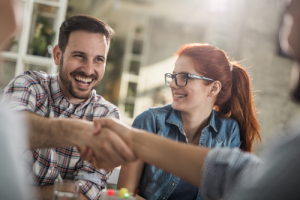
[{"x1": 123, "y1": 193, "x2": 131, "y2": 198}]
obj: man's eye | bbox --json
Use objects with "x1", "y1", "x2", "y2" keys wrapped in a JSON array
[
  {"x1": 75, "y1": 55, "x2": 83, "y2": 58},
  {"x1": 96, "y1": 57, "x2": 104, "y2": 62}
]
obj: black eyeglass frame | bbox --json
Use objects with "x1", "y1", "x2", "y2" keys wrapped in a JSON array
[{"x1": 165, "y1": 73, "x2": 215, "y2": 87}]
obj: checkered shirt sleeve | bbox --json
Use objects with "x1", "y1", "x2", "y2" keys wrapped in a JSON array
[
  {"x1": 1, "y1": 73, "x2": 46, "y2": 112},
  {"x1": 74, "y1": 159, "x2": 111, "y2": 199}
]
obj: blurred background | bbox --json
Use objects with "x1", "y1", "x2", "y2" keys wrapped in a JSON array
[{"x1": 1, "y1": 0, "x2": 300, "y2": 152}]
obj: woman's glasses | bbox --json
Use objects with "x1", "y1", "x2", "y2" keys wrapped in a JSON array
[{"x1": 165, "y1": 73, "x2": 215, "y2": 87}]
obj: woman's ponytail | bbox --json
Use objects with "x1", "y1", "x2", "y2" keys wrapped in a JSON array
[{"x1": 229, "y1": 63, "x2": 261, "y2": 152}]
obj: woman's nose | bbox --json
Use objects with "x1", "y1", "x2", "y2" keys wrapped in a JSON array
[{"x1": 168, "y1": 78, "x2": 177, "y2": 88}]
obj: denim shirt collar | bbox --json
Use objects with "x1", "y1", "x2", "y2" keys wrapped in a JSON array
[
  {"x1": 166, "y1": 108, "x2": 221, "y2": 133},
  {"x1": 208, "y1": 110, "x2": 220, "y2": 132},
  {"x1": 166, "y1": 109, "x2": 183, "y2": 133}
]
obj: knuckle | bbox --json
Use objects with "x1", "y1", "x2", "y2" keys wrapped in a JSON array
[{"x1": 99, "y1": 143, "x2": 109, "y2": 151}]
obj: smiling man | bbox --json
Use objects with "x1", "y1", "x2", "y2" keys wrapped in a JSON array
[{"x1": 1, "y1": 15, "x2": 135, "y2": 200}]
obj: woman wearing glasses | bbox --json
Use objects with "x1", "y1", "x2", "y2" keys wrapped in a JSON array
[{"x1": 117, "y1": 43, "x2": 261, "y2": 200}]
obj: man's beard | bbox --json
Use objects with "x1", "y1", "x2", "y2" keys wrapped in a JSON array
[{"x1": 58, "y1": 55, "x2": 99, "y2": 100}]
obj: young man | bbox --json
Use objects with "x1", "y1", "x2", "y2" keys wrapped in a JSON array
[
  {"x1": 81, "y1": 0, "x2": 300, "y2": 199},
  {"x1": 1, "y1": 15, "x2": 134, "y2": 200}
]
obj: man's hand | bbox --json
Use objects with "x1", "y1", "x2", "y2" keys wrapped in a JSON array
[{"x1": 78, "y1": 118, "x2": 137, "y2": 171}]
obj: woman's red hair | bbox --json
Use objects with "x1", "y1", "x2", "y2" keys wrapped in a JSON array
[{"x1": 176, "y1": 43, "x2": 261, "y2": 152}]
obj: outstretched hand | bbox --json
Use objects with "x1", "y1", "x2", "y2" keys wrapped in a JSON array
[{"x1": 77, "y1": 118, "x2": 136, "y2": 171}]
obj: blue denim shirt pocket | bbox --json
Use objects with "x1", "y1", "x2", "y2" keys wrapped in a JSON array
[{"x1": 214, "y1": 119, "x2": 241, "y2": 148}]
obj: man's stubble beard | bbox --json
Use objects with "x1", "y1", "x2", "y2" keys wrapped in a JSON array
[{"x1": 58, "y1": 54, "x2": 99, "y2": 100}]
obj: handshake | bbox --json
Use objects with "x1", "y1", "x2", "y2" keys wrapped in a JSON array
[
  {"x1": 76, "y1": 118, "x2": 142, "y2": 171},
  {"x1": 73, "y1": 117, "x2": 209, "y2": 188}
]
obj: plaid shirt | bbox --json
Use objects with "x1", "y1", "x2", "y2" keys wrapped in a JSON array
[{"x1": 1, "y1": 71, "x2": 120, "y2": 200}]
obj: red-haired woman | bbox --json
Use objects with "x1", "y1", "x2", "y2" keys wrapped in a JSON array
[{"x1": 117, "y1": 43, "x2": 261, "y2": 200}]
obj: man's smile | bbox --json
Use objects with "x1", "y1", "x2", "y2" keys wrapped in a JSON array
[{"x1": 74, "y1": 75, "x2": 93, "y2": 88}]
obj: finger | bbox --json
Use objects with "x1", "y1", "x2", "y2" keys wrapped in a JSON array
[
  {"x1": 75, "y1": 145, "x2": 81, "y2": 153},
  {"x1": 95, "y1": 143, "x2": 125, "y2": 170},
  {"x1": 91, "y1": 156, "x2": 102, "y2": 169},
  {"x1": 81, "y1": 146, "x2": 88, "y2": 157},
  {"x1": 85, "y1": 149, "x2": 95, "y2": 164},
  {"x1": 88, "y1": 148, "x2": 93, "y2": 158},
  {"x1": 97, "y1": 118, "x2": 131, "y2": 137},
  {"x1": 92, "y1": 121, "x2": 101, "y2": 136},
  {"x1": 81, "y1": 151, "x2": 94, "y2": 164},
  {"x1": 102, "y1": 128, "x2": 136, "y2": 162},
  {"x1": 93, "y1": 130, "x2": 128, "y2": 169},
  {"x1": 111, "y1": 134, "x2": 136, "y2": 162}
]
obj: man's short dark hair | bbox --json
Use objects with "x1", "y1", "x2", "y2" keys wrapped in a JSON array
[{"x1": 58, "y1": 15, "x2": 115, "y2": 53}]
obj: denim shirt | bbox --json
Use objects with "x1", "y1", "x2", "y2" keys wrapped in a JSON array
[{"x1": 132, "y1": 104, "x2": 241, "y2": 200}]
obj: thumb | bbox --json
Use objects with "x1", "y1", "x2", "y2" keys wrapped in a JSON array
[
  {"x1": 92, "y1": 120, "x2": 101, "y2": 136},
  {"x1": 98, "y1": 118, "x2": 132, "y2": 138}
]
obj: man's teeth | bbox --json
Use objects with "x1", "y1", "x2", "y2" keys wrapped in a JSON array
[
  {"x1": 174, "y1": 95, "x2": 186, "y2": 98},
  {"x1": 75, "y1": 76, "x2": 92, "y2": 83}
]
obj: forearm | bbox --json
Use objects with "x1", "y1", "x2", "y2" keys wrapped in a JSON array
[
  {"x1": 131, "y1": 130, "x2": 210, "y2": 187},
  {"x1": 117, "y1": 160, "x2": 144, "y2": 193},
  {"x1": 25, "y1": 111, "x2": 93, "y2": 149}
]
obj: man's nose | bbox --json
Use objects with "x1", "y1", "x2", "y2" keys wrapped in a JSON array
[{"x1": 83, "y1": 59, "x2": 94, "y2": 76}]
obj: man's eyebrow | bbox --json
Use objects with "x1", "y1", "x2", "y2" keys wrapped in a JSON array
[
  {"x1": 96, "y1": 55, "x2": 106, "y2": 60},
  {"x1": 71, "y1": 51, "x2": 86, "y2": 55},
  {"x1": 71, "y1": 51, "x2": 106, "y2": 60}
]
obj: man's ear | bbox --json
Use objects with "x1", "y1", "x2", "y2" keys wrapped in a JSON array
[
  {"x1": 53, "y1": 45, "x2": 62, "y2": 65},
  {"x1": 208, "y1": 81, "x2": 222, "y2": 97}
]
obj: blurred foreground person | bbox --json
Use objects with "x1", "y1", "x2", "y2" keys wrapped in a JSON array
[
  {"x1": 0, "y1": 0, "x2": 30, "y2": 199},
  {"x1": 118, "y1": 43, "x2": 261, "y2": 200},
  {"x1": 81, "y1": 0, "x2": 300, "y2": 199}
]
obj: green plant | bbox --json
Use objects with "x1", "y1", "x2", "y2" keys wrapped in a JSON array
[
  {"x1": 5, "y1": 37, "x2": 18, "y2": 51},
  {"x1": 30, "y1": 15, "x2": 55, "y2": 57}
]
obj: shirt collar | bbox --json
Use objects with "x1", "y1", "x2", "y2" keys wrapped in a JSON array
[
  {"x1": 166, "y1": 108, "x2": 183, "y2": 131},
  {"x1": 209, "y1": 110, "x2": 220, "y2": 132},
  {"x1": 166, "y1": 108, "x2": 220, "y2": 133}
]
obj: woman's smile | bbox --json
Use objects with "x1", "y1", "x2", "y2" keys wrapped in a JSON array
[{"x1": 173, "y1": 92, "x2": 188, "y2": 100}]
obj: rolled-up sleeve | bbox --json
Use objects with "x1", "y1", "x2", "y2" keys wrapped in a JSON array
[
  {"x1": 74, "y1": 160, "x2": 111, "y2": 200},
  {"x1": 201, "y1": 148, "x2": 261, "y2": 200}
]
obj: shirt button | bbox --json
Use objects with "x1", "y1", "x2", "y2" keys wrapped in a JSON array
[
  {"x1": 163, "y1": 198, "x2": 165, "y2": 199},
  {"x1": 201, "y1": 143, "x2": 204, "y2": 146},
  {"x1": 172, "y1": 183, "x2": 175, "y2": 185}
]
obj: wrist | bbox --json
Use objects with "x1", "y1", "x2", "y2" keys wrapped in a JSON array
[
  {"x1": 57, "y1": 118, "x2": 94, "y2": 147},
  {"x1": 130, "y1": 129, "x2": 144, "y2": 157}
]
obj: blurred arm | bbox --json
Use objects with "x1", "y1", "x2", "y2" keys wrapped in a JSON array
[{"x1": 117, "y1": 160, "x2": 144, "y2": 193}]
